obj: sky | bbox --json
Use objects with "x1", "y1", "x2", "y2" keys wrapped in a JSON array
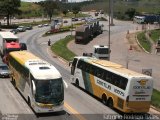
[{"x1": 21, "y1": 0, "x2": 87, "y2": 2}]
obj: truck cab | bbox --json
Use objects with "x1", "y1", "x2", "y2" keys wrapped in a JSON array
[{"x1": 93, "y1": 45, "x2": 109, "y2": 60}]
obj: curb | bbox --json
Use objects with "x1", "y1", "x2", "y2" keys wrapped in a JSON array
[
  {"x1": 150, "y1": 106, "x2": 160, "y2": 114},
  {"x1": 135, "y1": 33, "x2": 150, "y2": 54},
  {"x1": 48, "y1": 46, "x2": 69, "y2": 65}
]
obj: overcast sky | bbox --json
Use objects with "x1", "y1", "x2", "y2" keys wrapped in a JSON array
[{"x1": 21, "y1": 0, "x2": 87, "y2": 2}]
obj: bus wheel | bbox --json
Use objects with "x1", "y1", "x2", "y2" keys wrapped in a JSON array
[
  {"x1": 102, "y1": 94, "x2": 107, "y2": 105},
  {"x1": 107, "y1": 98, "x2": 113, "y2": 109},
  {"x1": 75, "y1": 79, "x2": 79, "y2": 87}
]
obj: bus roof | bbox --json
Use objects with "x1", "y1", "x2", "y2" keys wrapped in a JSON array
[
  {"x1": 0, "y1": 32, "x2": 18, "y2": 39},
  {"x1": 9, "y1": 51, "x2": 61, "y2": 79},
  {"x1": 75, "y1": 56, "x2": 151, "y2": 78}
]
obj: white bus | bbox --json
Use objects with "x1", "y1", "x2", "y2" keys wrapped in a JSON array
[
  {"x1": 70, "y1": 56, "x2": 153, "y2": 113},
  {"x1": 8, "y1": 51, "x2": 64, "y2": 113}
]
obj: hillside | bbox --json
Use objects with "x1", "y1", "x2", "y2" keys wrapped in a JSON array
[
  {"x1": 19, "y1": 2, "x2": 42, "y2": 18},
  {"x1": 82, "y1": 0, "x2": 160, "y2": 17}
]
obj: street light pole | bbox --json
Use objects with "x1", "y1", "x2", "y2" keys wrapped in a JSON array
[
  {"x1": 108, "y1": 0, "x2": 111, "y2": 61},
  {"x1": 71, "y1": 0, "x2": 73, "y2": 35}
]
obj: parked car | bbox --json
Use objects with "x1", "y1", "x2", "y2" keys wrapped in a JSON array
[
  {"x1": 0, "y1": 63, "x2": 10, "y2": 78},
  {"x1": 17, "y1": 26, "x2": 26, "y2": 32},
  {"x1": 10, "y1": 29, "x2": 18, "y2": 34},
  {"x1": 26, "y1": 25, "x2": 32, "y2": 30}
]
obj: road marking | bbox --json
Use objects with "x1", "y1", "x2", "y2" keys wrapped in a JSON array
[
  {"x1": 5, "y1": 80, "x2": 32, "y2": 113},
  {"x1": 64, "y1": 102, "x2": 86, "y2": 120}
]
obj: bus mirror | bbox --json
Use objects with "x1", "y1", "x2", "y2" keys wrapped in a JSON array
[
  {"x1": 63, "y1": 80, "x2": 68, "y2": 89},
  {"x1": 32, "y1": 80, "x2": 36, "y2": 95},
  {"x1": 69, "y1": 61, "x2": 72, "y2": 67}
]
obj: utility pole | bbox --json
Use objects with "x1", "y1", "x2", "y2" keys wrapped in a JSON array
[
  {"x1": 110, "y1": 0, "x2": 114, "y2": 25},
  {"x1": 108, "y1": 0, "x2": 111, "y2": 61},
  {"x1": 71, "y1": 0, "x2": 73, "y2": 35}
]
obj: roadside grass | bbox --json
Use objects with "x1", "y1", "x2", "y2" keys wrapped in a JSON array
[
  {"x1": 18, "y1": 20, "x2": 50, "y2": 26},
  {"x1": 150, "y1": 29, "x2": 160, "y2": 43},
  {"x1": 137, "y1": 32, "x2": 151, "y2": 52},
  {"x1": 51, "y1": 35, "x2": 76, "y2": 61},
  {"x1": 151, "y1": 89, "x2": 160, "y2": 109}
]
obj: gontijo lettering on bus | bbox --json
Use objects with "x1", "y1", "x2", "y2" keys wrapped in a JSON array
[{"x1": 97, "y1": 79, "x2": 111, "y2": 90}]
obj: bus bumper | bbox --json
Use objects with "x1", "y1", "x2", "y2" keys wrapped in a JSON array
[{"x1": 32, "y1": 102, "x2": 64, "y2": 113}]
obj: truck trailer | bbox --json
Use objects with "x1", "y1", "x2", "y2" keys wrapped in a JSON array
[{"x1": 75, "y1": 25, "x2": 90, "y2": 44}]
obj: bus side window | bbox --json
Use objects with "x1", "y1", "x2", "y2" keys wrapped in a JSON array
[
  {"x1": 89, "y1": 66, "x2": 94, "y2": 74},
  {"x1": 105, "y1": 71, "x2": 111, "y2": 83},
  {"x1": 113, "y1": 75, "x2": 120, "y2": 87},
  {"x1": 85, "y1": 64, "x2": 90, "y2": 73}
]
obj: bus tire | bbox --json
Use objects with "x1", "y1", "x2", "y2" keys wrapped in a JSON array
[
  {"x1": 75, "y1": 79, "x2": 79, "y2": 87},
  {"x1": 102, "y1": 94, "x2": 107, "y2": 105},
  {"x1": 107, "y1": 98, "x2": 113, "y2": 109}
]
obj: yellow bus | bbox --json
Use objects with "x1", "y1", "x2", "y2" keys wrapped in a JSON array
[
  {"x1": 8, "y1": 51, "x2": 64, "y2": 113},
  {"x1": 70, "y1": 56, "x2": 153, "y2": 113}
]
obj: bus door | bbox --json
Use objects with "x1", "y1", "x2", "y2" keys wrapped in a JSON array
[{"x1": 71, "y1": 58, "x2": 78, "y2": 75}]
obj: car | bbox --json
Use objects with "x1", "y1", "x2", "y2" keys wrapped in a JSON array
[
  {"x1": 72, "y1": 17, "x2": 76, "y2": 21},
  {"x1": 0, "y1": 63, "x2": 10, "y2": 78},
  {"x1": 63, "y1": 20, "x2": 68, "y2": 23},
  {"x1": 20, "y1": 43, "x2": 27, "y2": 50},
  {"x1": 26, "y1": 25, "x2": 32, "y2": 30},
  {"x1": 38, "y1": 24, "x2": 43, "y2": 28},
  {"x1": 44, "y1": 24, "x2": 49, "y2": 26},
  {"x1": 17, "y1": 26, "x2": 26, "y2": 32},
  {"x1": 10, "y1": 29, "x2": 18, "y2": 34}
]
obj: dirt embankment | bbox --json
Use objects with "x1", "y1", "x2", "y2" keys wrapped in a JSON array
[{"x1": 126, "y1": 32, "x2": 143, "y2": 52}]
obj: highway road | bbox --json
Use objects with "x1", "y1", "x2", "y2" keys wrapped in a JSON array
[
  {"x1": 0, "y1": 16, "x2": 160, "y2": 120},
  {"x1": 0, "y1": 26, "x2": 118, "y2": 120}
]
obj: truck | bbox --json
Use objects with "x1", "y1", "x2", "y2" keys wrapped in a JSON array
[
  {"x1": 0, "y1": 32, "x2": 20, "y2": 56},
  {"x1": 84, "y1": 23, "x2": 93, "y2": 40},
  {"x1": 83, "y1": 45, "x2": 110, "y2": 60},
  {"x1": 0, "y1": 32, "x2": 27, "y2": 64},
  {"x1": 75, "y1": 25, "x2": 90, "y2": 44},
  {"x1": 88, "y1": 20, "x2": 103, "y2": 37}
]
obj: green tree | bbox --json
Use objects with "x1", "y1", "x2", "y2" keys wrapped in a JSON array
[
  {"x1": 125, "y1": 8, "x2": 136, "y2": 20},
  {"x1": 40, "y1": 0, "x2": 58, "y2": 21},
  {"x1": 62, "y1": 9, "x2": 68, "y2": 17},
  {"x1": 72, "y1": 6, "x2": 81, "y2": 17},
  {"x1": 0, "y1": 0, "x2": 21, "y2": 26}
]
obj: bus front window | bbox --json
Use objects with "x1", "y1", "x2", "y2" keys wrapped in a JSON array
[
  {"x1": 35, "y1": 78, "x2": 64, "y2": 105},
  {"x1": 97, "y1": 48, "x2": 109, "y2": 54}
]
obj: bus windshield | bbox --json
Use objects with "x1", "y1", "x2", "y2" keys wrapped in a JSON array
[
  {"x1": 97, "y1": 48, "x2": 108, "y2": 54},
  {"x1": 35, "y1": 78, "x2": 64, "y2": 104}
]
